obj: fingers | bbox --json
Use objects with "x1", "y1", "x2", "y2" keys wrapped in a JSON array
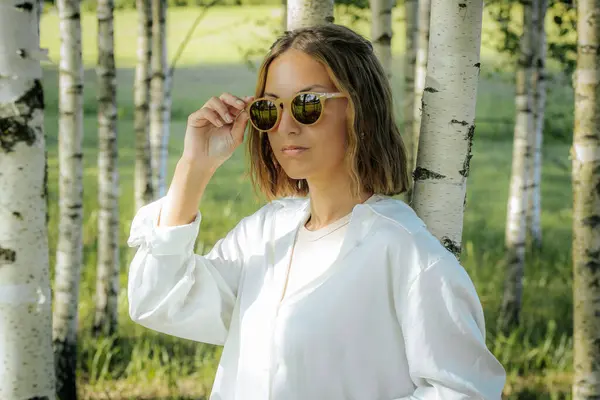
[
  {"x1": 224, "y1": 93, "x2": 256, "y2": 120},
  {"x1": 206, "y1": 93, "x2": 255, "y2": 125},
  {"x1": 206, "y1": 96, "x2": 234, "y2": 124},
  {"x1": 234, "y1": 96, "x2": 255, "y2": 118},
  {"x1": 220, "y1": 92, "x2": 247, "y2": 112},
  {"x1": 231, "y1": 107, "x2": 250, "y2": 145},
  {"x1": 190, "y1": 94, "x2": 254, "y2": 130},
  {"x1": 189, "y1": 107, "x2": 225, "y2": 128}
]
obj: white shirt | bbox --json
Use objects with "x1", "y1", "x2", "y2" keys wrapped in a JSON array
[
  {"x1": 284, "y1": 203, "x2": 360, "y2": 299},
  {"x1": 127, "y1": 194, "x2": 506, "y2": 400}
]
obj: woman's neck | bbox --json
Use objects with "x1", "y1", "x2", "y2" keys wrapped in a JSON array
[{"x1": 305, "y1": 178, "x2": 373, "y2": 230}]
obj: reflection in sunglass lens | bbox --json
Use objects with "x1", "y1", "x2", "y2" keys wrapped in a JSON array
[
  {"x1": 249, "y1": 100, "x2": 278, "y2": 131},
  {"x1": 292, "y1": 93, "x2": 322, "y2": 125}
]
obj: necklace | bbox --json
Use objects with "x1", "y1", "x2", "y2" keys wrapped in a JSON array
[{"x1": 302, "y1": 219, "x2": 351, "y2": 242}]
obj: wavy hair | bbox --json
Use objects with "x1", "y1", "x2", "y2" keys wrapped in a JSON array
[{"x1": 247, "y1": 24, "x2": 409, "y2": 200}]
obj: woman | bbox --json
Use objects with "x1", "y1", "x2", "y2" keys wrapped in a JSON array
[{"x1": 128, "y1": 24, "x2": 506, "y2": 399}]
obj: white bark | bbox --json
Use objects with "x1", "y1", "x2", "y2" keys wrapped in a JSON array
[
  {"x1": 0, "y1": 2, "x2": 55, "y2": 398},
  {"x1": 500, "y1": 0, "x2": 536, "y2": 332},
  {"x1": 37, "y1": 0, "x2": 43, "y2": 29},
  {"x1": 572, "y1": 0, "x2": 600, "y2": 396},
  {"x1": 164, "y1": 70, "x2": 172, "y2": 182},
  {"x1": 150, "y1": 0, "x2": 168, "y2": 198},
  {"x1": 53, "y1": 0, "x2": 84, "y2": 397},
  {"x1": 286, "y1": 0, "x2": 334, "y2": 31},
  {"x1": 94, "y1": 0, "x2": 120, "y2": 337},
  {"x1": 403, "y1": 0, "x2": 418, "y2": 195},
  {"x1": 411, "y1": 0, "x2": 431, "y2": 169},
  {"x1": 371, "y1": 0, "x2": 393, "y2": 80},
  {"x1": 528, "y1": 0, "x2": 547, "y2": 249},
  {"x1": 282, "y1": 0, "x2": 287, "y2": 32},
  {"x1": 134, "y1": 0, "x2": 153, "y2": 211},
  {"x1": 410, "y1": 0, "x2": 484, "y2": 259}
]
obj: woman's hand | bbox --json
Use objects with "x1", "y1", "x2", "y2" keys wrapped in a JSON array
[{"x1": 181, "y1": 93, "x2": 254, "y2": 168}]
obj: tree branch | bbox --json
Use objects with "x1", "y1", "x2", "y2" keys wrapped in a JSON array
[{"x1": 168, "y1": 0, "x2": 221, "y2": 77}]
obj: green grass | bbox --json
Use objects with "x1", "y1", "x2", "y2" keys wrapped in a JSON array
[{"x1": 39, "y1": 5, "x2": 577, "y2": 399}]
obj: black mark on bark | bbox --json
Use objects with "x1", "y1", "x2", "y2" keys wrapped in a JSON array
[
  {"x1": 451, "y1": 119, "x2": 469, "y2": 126},
  {"x1": 0, "y1": 80, "x2": 44, "y2": 153},
  {"x1": 15, "y1": 2, "x2": 34, "y2": 11},
  {"x1": 42, "y1": 153, "x2": 48, "y2": 200},
  {"x1": 585, "y1": 260, "x2": 600, "y2": 276},
  {"x1": 0, "y1": 246, "x2": 16, "y2": 264},
  {"x1": 583, "y1": 215, "x2": 600, "y2": 229},
  {"x1": 413, "y1": 167, "x2": 446, "y2": 181},
  {"x1": 375, "y1": 33, "x2": 392, "y2": 46},
  {"x1": 580, "y1": 44, "x2": 600, "y2": 55},
  {"x1": 442, "y1": 237, "x2": 461, "y2": 258},
  {"x1": 424, "y1": 87, "x2": 439, "y2": 93},
  {"x1": 460, "y1": 125, "x2": 475, "y2": 177}
]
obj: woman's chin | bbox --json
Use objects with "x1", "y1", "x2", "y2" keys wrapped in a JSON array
[
  {"x1": 282, "y1": 167, "x2": 311, "y2": 181},
  {"x1": 287, "y1": 173, "x2": 308, "y2": 181}
]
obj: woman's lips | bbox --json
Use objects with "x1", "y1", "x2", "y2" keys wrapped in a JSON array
[{"x1": 282, "y1": 146, "x2": 309, "y2": 156}]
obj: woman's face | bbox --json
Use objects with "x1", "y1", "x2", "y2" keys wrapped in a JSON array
[{"x1": 263, "y1": 49, "x2": 349, "y2": 183}]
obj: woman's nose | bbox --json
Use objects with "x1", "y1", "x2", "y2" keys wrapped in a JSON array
[{"x1": 276, "y1": 104, "x2": 300, "y2": 135}]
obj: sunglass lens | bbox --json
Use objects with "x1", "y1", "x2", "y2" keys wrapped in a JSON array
[
  {"x1": 249, "y1": 99, "x2": 278, "y2": 131},
  {"x1": 292, "y1": 93, "x2": 322, "y2": 125}
]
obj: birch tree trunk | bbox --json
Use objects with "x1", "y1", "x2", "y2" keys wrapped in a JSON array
[
  {"x1": 134, "y1": 0, "x2": 153, "y2": 211},
  {"x1": 411, "y1": 0, "x2": 431, "y2": 169},
  {"x1": 53, "y1": 0, "x2": 84, "y2": 397},
  {"x1": 163, "y1": 70, "x2": 172, "y2": 182},
  {"x1": 37, "y1": 0, "x2": 43, "y2": 26},
  {"x1": 572, "y1": 0, "x2": 600, "y2": 395},
  {"x1": 410, "y1": 0, "x2": 484, "y2": 259},
  {"x1": 403, "y1": 0, "x2": 418, "y2": 196},
  {"x1": 94, "y1": 0, "x2": 120, "y2": 337},
  {"x1": 150, "y1": 0, "x2": 168, "y2": 198},
  {"x1": 0, "y1": 1, "x2": 55, "y2": 398},
  {"x1": 286, "y1": 0, "x2": 334, "y2": 31},
  {"x1": 500, "y1": 0, "x2": 536, "y2": 333},
  {"x1": 527, "y1": 0, "x2": 547, "y2": 249},
  {"x1": 371, "y1": 0, "x2": 393, "y2": 80},
  {"x1": 282, "y1": 0, "x2": 287, "y2": 32}
]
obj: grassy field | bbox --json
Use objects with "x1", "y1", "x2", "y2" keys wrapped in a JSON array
[{"x1": 40, "y1": 5, "x2": 576, "y2": 399}]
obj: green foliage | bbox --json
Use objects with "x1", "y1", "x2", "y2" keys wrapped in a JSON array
[
  {"x1": 546, "y1": 2, "x2": 577, "y2": 75},
  {"x1": 484, "y1": 0, "x2": 577, "y2": 75}
]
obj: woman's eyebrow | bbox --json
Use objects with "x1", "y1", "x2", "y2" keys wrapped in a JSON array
[
  {"x1": 298, "y1": 84, "x2": 328, "y2": 92},
  {"x1": 264, "y1": 84, "x2": 329, "y2": 98}
]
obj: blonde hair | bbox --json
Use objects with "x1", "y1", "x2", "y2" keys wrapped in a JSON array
[{"x1": 247, "y1": 24, "x2": 409, "y2": 201}]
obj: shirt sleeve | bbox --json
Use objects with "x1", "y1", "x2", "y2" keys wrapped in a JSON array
[
  {"x1": 394, "y1": 255, "x2": 506, "y2": 399},
  {"x1": 127, "y1": 197, "x2": 267, "y2": 346}
]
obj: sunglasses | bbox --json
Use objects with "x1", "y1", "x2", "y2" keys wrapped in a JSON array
[{"x1": 245, "y1": 92, "x2": 347, "y2": 132}]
